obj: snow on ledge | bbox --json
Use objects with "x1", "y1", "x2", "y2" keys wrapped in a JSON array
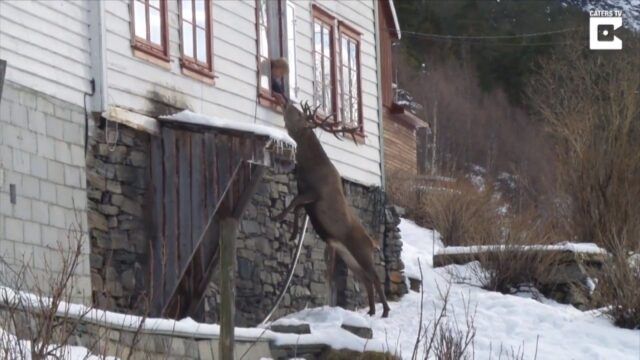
[
  {"x1": 159, "y1": 110, "x2": 296, "y2": 148},
  {"x1": 0, "y1": 287, "x2": 388, "y2": 353},
  {"x1": 436, "y1": 242, "x2": 607, "y2": 256}
]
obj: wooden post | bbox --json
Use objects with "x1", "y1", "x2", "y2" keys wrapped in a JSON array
[{"x1": 219, "y1": 216, "x2": 239, "y2": 360}]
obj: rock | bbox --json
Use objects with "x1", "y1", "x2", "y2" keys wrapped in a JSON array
[
  {"x1": 389, "y1": 271, "x2": 404, "y2": 283},
  {"x1": 106, "y1": 180, "x2": 122, "y2": 194},
  {"x1": 129, "y1": 150, "x2": 147, "y2": 167},
  {"x1": 238, "y1": 257, "x2": 253, "y2": 280},
  {"x1": 88, "y1": 210, "x2": 108, "y2": 232},
  {"x1": 341, "y1": 324, "x2": 373, "y2": 339},
  {"x1": 121, "y1": 270, "x2": 136, "y2": 291},
  {"x1": 409, "y1": 278, "x2": 421, "y2": 292},
  {"x1": 270, "y1": 323, "x2": 311, "y2": 334}
]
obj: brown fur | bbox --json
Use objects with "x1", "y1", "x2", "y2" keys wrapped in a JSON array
[{"x1": 273, "y1": 104, "x2": 390, "y2": 317}]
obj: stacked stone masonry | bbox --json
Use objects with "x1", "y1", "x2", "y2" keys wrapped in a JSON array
[
  {"x1": 0, "y1": 82, "x2": 91, "y2": 302},
  {"x1": 85, "y1": 121, "x2": 407, "y2": 325}
]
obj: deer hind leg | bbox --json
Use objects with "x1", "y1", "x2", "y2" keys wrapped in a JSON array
[
  {"x1": 354, "y1": 270, "x2": 376, "y2": 316},
  {"x1": 352, "y1": 249, "x2": 390, "y2": 318},
  {"x1": 271, "y1": 192, "x2": 316, "y2": 222},
  {"x1": 328, "y1": 240, "x2": 380, "y2": 316},
  {"x1": 373, "y1": 272, "x2": 390, "y2": 318}
]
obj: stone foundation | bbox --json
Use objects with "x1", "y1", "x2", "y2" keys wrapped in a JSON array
[
  {"x1": 86, "y1": 121, "x2": 407, "y2": 325},
  {"x1": 86, "y1": 118, "x2": 150, "y2": 314}
]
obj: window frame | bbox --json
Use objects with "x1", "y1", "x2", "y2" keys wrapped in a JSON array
[
  {"x1": 338, "y1": 21, "x2": 363, "y2": 135},
  {"x1": 312, "y1": 5, "x2": 338, "y2": 119},
  {"x1": 130, "y1": 0, "x2": 170, "y2": 62},
  {"x1": 311, "y1": 5, "x2": 364, "y2": 139},
  {"x1": 255, "y1": 0, "x2": 285, "y2": 107},
  {"x1": 178, "y1": 0, "x2": 215, "y2": 79}
]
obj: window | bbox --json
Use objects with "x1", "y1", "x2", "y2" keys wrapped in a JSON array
[
  {"x1": 312, "y1": 7, "x2": 363, "y2": 134},
  {"x1": 131, "y1": 0, "x2": 169, "y2": 60},
  {"x1": 256, "y1": 0, "x2": 283, "y2": 96},
  {"x1": 256, "y1": 0, "x2": 298, "y2": 104},
  {"x1": 312, "y1": 7, "x2": 336, "y2": 115},
  {"x1": 285, "y1": 2, "x2": 298, "y2": 100},
  {"x1": 338, "y1": 24, "x2": 362, "y2": 129},
  {"x1": 179, "y1": 0, "x2": 213, "y2": 77}
]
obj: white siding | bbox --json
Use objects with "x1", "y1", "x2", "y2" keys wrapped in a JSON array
[
  {"x1": 103, "y1": 0, "x2": 382, "y2": 186},
  {"x1": 0, "y1": 0, "x2": 92, "y2": 106}
]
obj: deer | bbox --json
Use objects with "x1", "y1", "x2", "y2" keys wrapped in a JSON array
[{"x1": 272, "y1": 101, "x2": 390, "y2": 318}]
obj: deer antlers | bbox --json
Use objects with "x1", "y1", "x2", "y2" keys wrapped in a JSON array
[{"x1": 300, "y1": 101, "x2": 362, "y2": 144}]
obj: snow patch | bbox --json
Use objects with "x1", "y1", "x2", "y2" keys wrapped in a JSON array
[
  {"x1": 436, "y1": 242, "x2": 608, "y2": 256},
  {"x1": 159, "y1": 110, "x2": 296, "y2": 149}
]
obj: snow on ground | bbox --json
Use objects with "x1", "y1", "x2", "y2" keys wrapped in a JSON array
[
  {"x1": 1, "y1": 219, "x2": 637, "y2": 359},
  {"x1": 0, "y1": 327, "x2": 117, "y2": 360},
  {"x1": 359, "y1": 218, "x2": 640, "y2": 359},
  {"x1": 436, "y1": 242, "x2": 607, "y2": 256}
]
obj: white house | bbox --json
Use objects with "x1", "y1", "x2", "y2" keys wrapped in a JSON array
[{"x1": 0, "y1": 0, "x2": 403, "y2": 317}]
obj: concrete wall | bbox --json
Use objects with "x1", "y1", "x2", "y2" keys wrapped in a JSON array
[{"x1": 0, "y1": 82, "x2": 91, "y2": 302}]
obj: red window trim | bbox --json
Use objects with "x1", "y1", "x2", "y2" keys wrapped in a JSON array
[
  {"x1": 255, "y1": 0, "x2": 285, "y2": 100},
  {"x1": 130, "y1": 0, "x2": 170, "y2": 62},
  {"x1": 178, "y1": 0, "x2": 215, "y2": 79},
  {"x1": 338, "y1": 21, "x2": 364, "y2": 136},
  {"x1": 312, "y1": 5, "x2": 338, "y2": 120},
  {"x1": 311, "y1": 5, "x2": 364, "y2": 139}
]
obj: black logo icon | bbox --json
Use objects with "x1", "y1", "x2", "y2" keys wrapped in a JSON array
[{"x1": 597, "y1": 24, "x2": 615, "y2": 41}]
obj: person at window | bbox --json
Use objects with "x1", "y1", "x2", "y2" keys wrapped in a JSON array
[{"x1": 271, "y1": 58, "x2": 289, "y2": 106}]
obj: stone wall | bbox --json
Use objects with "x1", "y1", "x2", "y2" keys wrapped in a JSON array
[
  {"x1": 85, "y1": 118, "x2": 150, "y2": 313},
  {"x1": 203, "y1": 168, "x2": 407, "y2": 326},
  {"x1": 0, "y1": 82, "x2": 91, "y2": 302},
  {"x1": 84, "y1": 121, "x2": 407, "y2": 324}
]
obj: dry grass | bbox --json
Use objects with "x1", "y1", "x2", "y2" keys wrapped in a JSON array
[
  {"x1": 471, "y1": 214, "x2": 562, "y2": 295},
  {"x1": 387, "y1": 173, "x2": 502, "y2": 247},
  {"x1": 591, "y1": 250, "x2": 640, "y2": 329}
]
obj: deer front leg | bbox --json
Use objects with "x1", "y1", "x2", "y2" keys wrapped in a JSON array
[{"x1": 271, "y1": 192, "x2": 316, "y2": 222}]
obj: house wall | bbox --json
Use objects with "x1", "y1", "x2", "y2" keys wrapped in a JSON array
[
  {"x1": 0, "y1": 0, "x2": 92, "y2": 301},
  {"x1": 384, "y1": 113, "x2": 417, "y2": 176},
  {"x1": 102, "y1": 0, "x2": 382, "y2": 186},
  {"x1": 0, "y1": 0, "x2": 93, "y2": 106},
  {"x1": 0, "y1": 82, "x2": 91, "y2": 302}
]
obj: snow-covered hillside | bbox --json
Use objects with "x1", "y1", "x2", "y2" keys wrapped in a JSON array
[
  {"x1": 366, "y1": 219, "x2": 640, "y2": 359},
  {"x1": 271, "y1": 218, "x2": 639, "y2": 358}
]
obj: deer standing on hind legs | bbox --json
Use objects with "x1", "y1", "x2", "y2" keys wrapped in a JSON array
[{"x1": 272, "y1": 102, "x2": 390, "y2": 318}]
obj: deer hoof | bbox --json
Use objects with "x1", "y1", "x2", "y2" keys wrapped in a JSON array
[
  {"x1": 382, "y1": 308, "x2": 390, "y2": 318},
  {"x1": 368, "y1": 309, "x2": 375, "y2": 316}
]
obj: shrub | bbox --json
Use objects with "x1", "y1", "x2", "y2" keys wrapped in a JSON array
[
  {"x1": 527, "y1": 35, "x2": 640, "y2": 253},
  {"x1": 386, "y1": 169, "x2": 509, "y2": 249},
  {"x1": 473, "y1": 215, "x2": 562, "y2": 294},
  {"x1": 592, "y1": 251, "x2": 640, "y2": 329}
]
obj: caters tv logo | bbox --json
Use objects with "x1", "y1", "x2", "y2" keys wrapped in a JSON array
[{"x1": 589, "y1": 10, "x2": 623, "y2": 50}]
